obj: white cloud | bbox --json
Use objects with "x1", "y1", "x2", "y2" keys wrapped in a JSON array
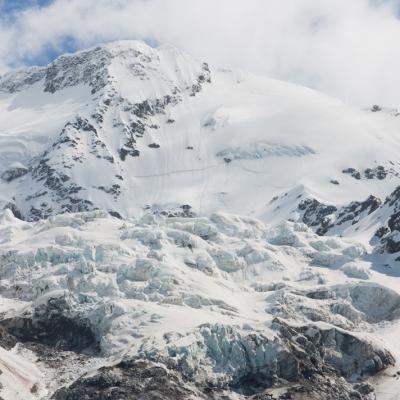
[{"x1": 0, "y1": 0, "x2": 399, "y2": 106}]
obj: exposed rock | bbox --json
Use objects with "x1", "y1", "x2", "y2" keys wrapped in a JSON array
[
  {"x1": 119, "y1": 147, "x2": 140, "y2": 161},
  {"x1": 52, "y1": 359, "x2": 208, "y2": 400},
  {"x1": 1, "y1": 165, "x2": 28, "y2": 182},
  {"x1": 342, "y1": 166, "x2": 389, "y2": 180},
  {"x1": 272, "y1": 374, "x2": 375, "y2": 399},
  {"x1": 365, "y1": 166, "x2": 387, "y2": 180},
  {"x1": 2, "y1": 202, "x2": 23, "y2": 220},
  {"x1": 143, "y1": 319, "x2": 393, "y2": 398},
  {"x1": 343, "y1": 168, "x2": 361, "y2": 180},
  {"x1": 0, "y1": 292, "x2": 99, "y2": 353},
  {"x1": 52, "y1": 354, "x2": 380, "y2": 400},
  {"x1": 335, "y1": 195, "x2": 381, "y2": 225},
  {"x1": 374, "y1": 186, "x2": 400, "y2": 253},
  {"x1": 272, "y1": 318, "x2": 394, "y2": 380},
  {"x1": 298, "y1": 195, "x2": 381, "y2": 236},
  {"x1": 298, "y1": 198, "x2": 337, "y2": 235}
]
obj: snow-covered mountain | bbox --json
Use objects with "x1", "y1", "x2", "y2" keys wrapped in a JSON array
[
  {"x1": 1, "y1": 39, "x2": 400, "y2": 223},
  {"x1": 1, "y1": 40, "x2": 400, "y2": 399}
]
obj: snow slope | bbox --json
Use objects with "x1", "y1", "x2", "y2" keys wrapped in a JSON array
[{"x1": 0, "y1": 40, "x2": 399, "y2": 222}]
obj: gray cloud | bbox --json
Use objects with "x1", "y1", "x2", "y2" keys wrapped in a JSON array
[{"x1": 0, "y1": 0, "x2": 399, "y2": 106}]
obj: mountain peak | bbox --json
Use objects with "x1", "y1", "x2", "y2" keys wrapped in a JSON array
[
  {"x1": 0, "y1": 39, "x2": 202, "y2": 95},
  {"x1": 0, "y1": 41, "x2": 211, "y2": 220}
]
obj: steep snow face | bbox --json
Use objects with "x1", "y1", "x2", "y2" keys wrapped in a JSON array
[
  {"x1": 0, "y1": 40, "x2": 211, "y2": 219},
  {"x1": 1, "y1": 40, "x2": 400, "y2": 223}
]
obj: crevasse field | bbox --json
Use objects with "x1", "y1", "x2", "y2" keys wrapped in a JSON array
[{"x1": 1, "y1": 41, "x2": 400, "y2": 399}]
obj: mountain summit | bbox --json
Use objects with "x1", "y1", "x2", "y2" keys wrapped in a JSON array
[{"x1": 0, "y1": 40, "x2": 211, "y2": 219}]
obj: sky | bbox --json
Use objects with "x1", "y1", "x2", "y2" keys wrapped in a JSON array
[{"x1": 0, "y1": 0, "x2": 399, "y2": 107}]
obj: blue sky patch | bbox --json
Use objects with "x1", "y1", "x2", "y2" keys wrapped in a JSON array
[
  {"x1": 20, "y1": 35, "x2": 79, "y2": 67},
  {"x1": 0, "y1": 0, "x2": 53, "y2": 16}
]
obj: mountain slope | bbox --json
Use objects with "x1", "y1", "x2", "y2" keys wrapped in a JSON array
[{"x1": 1, "y1": 40, "x2": 400, "y2": 223}]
